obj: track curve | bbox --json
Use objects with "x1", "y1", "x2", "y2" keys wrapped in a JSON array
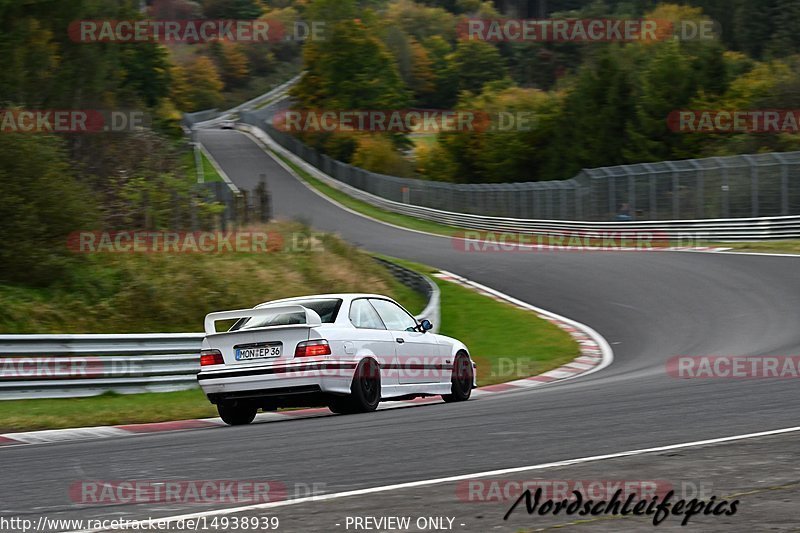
[{"x1": 2, "y1": 128, "x2": 799, "y2": 530}]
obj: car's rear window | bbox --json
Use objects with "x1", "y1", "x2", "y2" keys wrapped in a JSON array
[{"x1": 231, "y1": 299, "x2": 343, "y2": 330}]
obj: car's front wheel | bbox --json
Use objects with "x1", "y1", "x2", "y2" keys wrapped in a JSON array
[
  {"x1": 443, "y1": 353, "x2": 473, "y2": 403},
  {"x1": 328, "y1": 359, "x2": 381, "y2": 414},
  {"x1": 217, "y1": 402, "x2": 257, "y2": 426}
]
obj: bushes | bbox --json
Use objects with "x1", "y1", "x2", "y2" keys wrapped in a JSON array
[
  {"x1": 351, "y1": 135, "x2": 414, "y2": 177},
  {"x1": 0, "y1": 134, "x2": 97, "y2": 286},
  {"x1": 0, "y1": 222, "x2": 408, "y2": 333}
]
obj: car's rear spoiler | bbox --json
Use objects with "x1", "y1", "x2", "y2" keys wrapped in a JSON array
[{"x1": 204, "y1": 305, "x2": 322, "y2": 335}]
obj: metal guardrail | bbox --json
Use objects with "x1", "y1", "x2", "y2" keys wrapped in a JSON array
[
  {"x1": 185, "y1": 76, "x2": 300, "y2": 225},
  {"x1": 186, "y1": 75, "x2": 301, "y2": 134},
  {"x1": 0, "y1": 263, "x2": 441, "y2": 400},
  {"x1": 373, "y1": 258, "x2": 440, "y2": 332},
  {"x1": 0, "y1": 334, "x2": 203, "y2": 400},
  {"x1": 239, "y1": 123, "x2": 800, "y2": 241},
  {"x1": 239, "y1": 106, "x2": 800, "y2": 224}
]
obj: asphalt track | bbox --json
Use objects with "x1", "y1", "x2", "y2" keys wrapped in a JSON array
[{"x1": 2, "y1": 128, "x2": 799, "y2": 532}]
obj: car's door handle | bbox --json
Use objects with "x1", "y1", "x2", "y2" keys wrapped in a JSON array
[{"x1": 395, "y1": 338, "x2": 405, "y2": 344}]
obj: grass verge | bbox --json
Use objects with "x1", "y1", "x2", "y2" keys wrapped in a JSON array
[
  {"x1": 376, "y1": 255, "x2": 580, "y2": 388},
  {"x1": 714, "y1": 240, "x2": 800, "y2": 255},
  {"x1": 0, "y1": 221, "x2": 422, "y2": 333},
  {"x1": 0, "y1": 390, "x2": 216, "y2": 433},
  {"x1": 273, "y1": 152, "x2": 463, "y2": 237},
  {"x1": 199, "y1": 150, "x2": 224, "y2": 183},
  {"x1": 183, "y1": 149, "x2": 223, "y2": 184},
  {"x1": 0, "y1": 254, "x2": 578, "y2": 432},
  {"x1": 274, "y1": 148, "x2": 800, "y2": 257}
]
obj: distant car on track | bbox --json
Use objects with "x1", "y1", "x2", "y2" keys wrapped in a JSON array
[
  {"x1": 219, "y1": 119, "x2": 235, "y2": 129},
  {"x1": 197, "y1": 294, "x2": 475, "y2": 425}
]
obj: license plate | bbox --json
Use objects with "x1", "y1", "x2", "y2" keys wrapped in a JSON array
[{"x1": 235, "y1": 344, "x2": 282, "y2": 360}]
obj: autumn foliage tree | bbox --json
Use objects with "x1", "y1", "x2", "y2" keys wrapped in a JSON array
[{"x1": 171, "y1": 55, "x2": 225, "y2": 111}]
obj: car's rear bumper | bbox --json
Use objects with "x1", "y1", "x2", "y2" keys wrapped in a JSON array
[
  {"x1": 197, "y1": 360, "x2": 357, "y2": 404},
  {"x1": 205, "y1": 384, "x2": 327, "y2": 407}
]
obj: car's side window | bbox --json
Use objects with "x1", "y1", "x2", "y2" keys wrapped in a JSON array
[
  {"x1": 349, "y1": 299, "x2": 387, "y2": 330},
  {"x1": 369, "y1": 299, "x2": 417, "y2": 332}
]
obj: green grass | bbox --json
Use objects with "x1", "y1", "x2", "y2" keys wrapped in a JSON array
[
  {"x1": 0, "y1": 390, "x2": 217, "y2": 433},
  {"x1": 376, "y1": 255, "x2": 581, "y2": 387},
  {"x1": 0, "y1": 222, "x2": 422, "y2": 334},
  {"x1": 183, "y1": 149, "x2": 224, "y2": 184},
  {"x1": 409, "y1": 132, "x2": 438, "y2": 151},
  {"x1": 1, "y1": 145, "x2": 579, "y2": 430},
  {"x1": 199, "y1": 151, "x2": 224, "y2": 183},
  {"x1": 716, "y1": 240, "x2": 800, "y2": 255},
  {"x1": 0, "y1": 253, "x2": 579, "y2": 432},
  {"x1": 275, "y1": 149, "x2": 800, "y2": 257}
]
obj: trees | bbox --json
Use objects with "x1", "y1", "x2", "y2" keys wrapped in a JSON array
[
  {"x1": 201, "y1": 0, "x2": 263, "y2": 18},
  {"x1": 419, "y1": 84, "x2": 559, "y2": 182},
  {"x1": 170, "y1": 56, "x2": 225, "y2": 111},
  {"x1": 449, "y1": 39, "x2": 507, "y2": 97},
  {"x1": 216, "y1": 42, "x2": 250, "y2": 89},
  {"x1": 0, "y1": 0, "x2": 173, "y2": 111},
  {"x1": 624, "y1": 41, "x2": 699, "y2": 163},
  {"x1": 292, "y1": 2, "x2": 409, "y2": 110},
  {"x1": 409, "y1": 39, "x2": 437, "y2": 101},
  {"x1": 352, "y1": 135, "x2": 415, "y2": 176},
  {"x1": 0, "y1": 134, "x2": 96, "y2": 286},
  {"x1": 544, "y1": 45, "x2": 635, "y2": 178},
  {"x1": 419, "y1": 35, "x2": 458, "y2": 107}
]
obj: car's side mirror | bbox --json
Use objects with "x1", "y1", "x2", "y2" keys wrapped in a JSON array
[{"x1": 419, "y1": 319, "x2": 433, "y2": 332}]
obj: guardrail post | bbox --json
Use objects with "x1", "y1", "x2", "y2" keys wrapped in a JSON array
[
  {"x1": 750, "y1": 157, "x2": 759, "y2": 217},
  {"x1": 608, "y1": 176, "x2": 615, "y2": 219},
  {"x1": 649, "y1": 174, "x2": 657, "y2": 220},
  {"x1": 626, "y1": 169, "x2": 635, "y2": 220},
  {"x1": 257, "y1": 175, "x2": 272, "y2": 223},
  {"x1": 722, "y1": 165, "x2": 730, "y2": 218},
  {"x1": 782, "y1": 164, "x2": 790, "y2": 215},
  {"x1": 696, "y1": 169, "x2": 704, "y2": 219},
  {"x1": 672, "y1": 171, "x2": 679, "y2": 219}
]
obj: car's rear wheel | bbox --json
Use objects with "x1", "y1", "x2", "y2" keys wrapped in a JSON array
[
  {"x1": 328, "y1": 359, "x2": 381, "y2": 414},
  {"x1": 217, "y1": 402, "x2": 257, "y2": 426},
  {"x1": 443, "y1": 353, "x2": 473, "y2": 403}
]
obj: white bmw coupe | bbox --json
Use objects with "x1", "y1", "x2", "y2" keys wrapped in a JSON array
[{"x1": 197, "y1": 294, "x2": 476, "y2": 425}]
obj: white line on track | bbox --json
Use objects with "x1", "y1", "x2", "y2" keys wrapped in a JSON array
[
  {"x1": 67, "y1": 425, "x2": 800, "y2": 532},
  {"x1": 198, "y1": 143, "x2": 240, "y2": 194}
]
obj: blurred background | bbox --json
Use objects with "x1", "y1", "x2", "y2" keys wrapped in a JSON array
[{"x1": 1, "y1": 0, "x2": 797, "y2": 326}]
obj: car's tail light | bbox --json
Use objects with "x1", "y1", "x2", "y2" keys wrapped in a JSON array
[
  {"x1": 200, "y1": 349, "x2": 224, "y2": 366},
  {"x1": 295, "y1": 339, "x2": 331, "y2": 357}
]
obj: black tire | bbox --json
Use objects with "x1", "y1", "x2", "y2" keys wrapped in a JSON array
[
  {"x1": 328, "y1": 359, "x2": 381, "y2": 414},
  {"x1": 217, "y1": 402, "x2": 257, "y2": 426},
  {"x1": 443, "y1": 353, "x2": 473, "y2": 403}
]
